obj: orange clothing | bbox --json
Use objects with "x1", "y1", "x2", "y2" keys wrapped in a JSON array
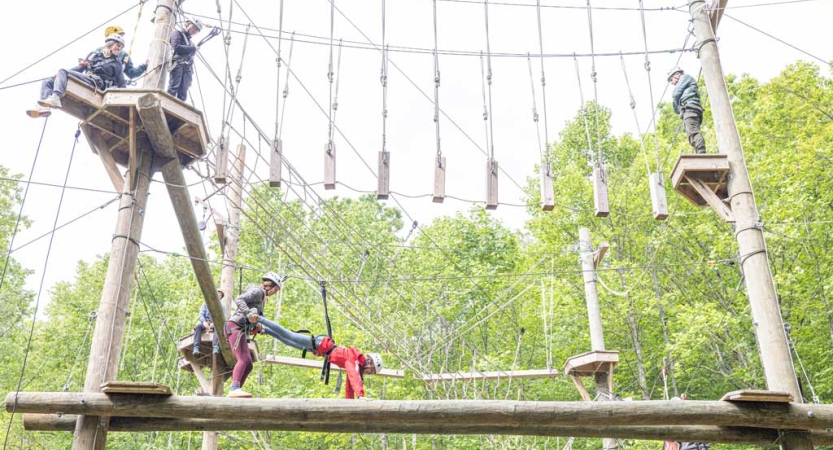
[{"x1": 313, "y1": 337, "x2": 367, "y2": 399}]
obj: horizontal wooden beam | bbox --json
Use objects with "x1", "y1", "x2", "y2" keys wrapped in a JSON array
[
  {"x1": 21, "y1": 414, "x2": 833, "y2": 445},
  {"x1": 7, "y1": 393, "x2": 833, "y2": 431},
  {"x1": 422, "y1": 369, "x2": 560, "y2": 382},
  {"x1": 263, "y1": 355, "x2": 404, "y2": 378}
]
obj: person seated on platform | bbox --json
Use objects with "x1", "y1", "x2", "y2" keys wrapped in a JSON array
[
  {"x1": 192, "y1": 289, "x2": 226, "y2": 356},
  {"x1": 29, "y1": 34, "x2": 126, "y2": 118},
  {"x1": 256, "y1": 316, "x2": 383, "y2": 400},
  {"x1": 167, "y1": 18, "x2": 206, "y2": 102},
  {"x1": 225, "y1": 272, "x2": 283, "y2": 398},
  {"x1": 668, "y1": 67, "x2": 707, "y2": 154},
  {"x1": 103, "y1": 25, "x2": 147, "y2": 80}
]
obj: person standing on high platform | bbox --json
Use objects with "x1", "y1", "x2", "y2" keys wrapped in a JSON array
[
  {"x1": 668, "y1": 67, "x2": 707, "y2": 154},
  {"x1": 167, "y1": 18, "x2": 204, "y2": 101}
]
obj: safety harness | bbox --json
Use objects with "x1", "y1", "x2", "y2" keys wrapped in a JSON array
[
  {"x1": 169, "y1": 27, "x2": 221, "y2": 72},
  {"x1": 80, "y1": 51, "x2": 121, "y2": 90},
  {"x1": 297, "y1": 281, "x2": 342, "y2": 391}
]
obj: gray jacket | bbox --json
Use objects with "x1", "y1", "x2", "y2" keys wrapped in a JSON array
[
  {"x1": 672, "y1": 74, "x2": 701, "y2": 114},
  {"x1": 228, "y1": 285, "x2": 266, "y2": 327}
]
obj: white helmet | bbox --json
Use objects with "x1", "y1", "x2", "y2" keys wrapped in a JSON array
[
  {"x1": 105, "y1": 33, "x2": 125, "y2": 46},
  {"x1": 187, "y1": 18, "x2": 204, "y2": 32},
  {"x1": 366, "y1": 353, "x2": 383, "y2": 372},
  {"x1": 262, "y1": 272, "x2": 283, "y2": 288},
  {"x1": 667, "y1": 67, "x2": 684, "y2": 82}
]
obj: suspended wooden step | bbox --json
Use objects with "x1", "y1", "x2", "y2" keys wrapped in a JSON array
[
  {"x1": 100, "y1": 381, "x2": 172, "y2": 396},
  {"x1": 214, "y1": 135, "x2": 228, "y2": 184},
  {"x1": 263, "y1": 355, "x2": 405, "y2": 379},
  {"x1": 433, "y1": 156, "x2": 446, "y2": 203},
  {"x1": 422, "y1": 368, "x2": 559, "y2": 382},
  {"x1": 486, "y1": 160, "x2": 498, "y2": 210},
  {"x1": 593, "y1": 165, "x2": 609, "y2": 217},
  {"x1": 670, "y1": 154, "x2": 733, "y2": 222},
  {"x1": 270, "y1": 138, "x2": 283, "y2": 187},
  {"x1": 377, "y1": 151, "x2": 390, "y2": 200},
  {"x1": 324, "y1": 142, "x2": 336, "y2": 190},
  {"x1": 720, "y1": 390, "x2": 793, "y2": 403},
  {"x1": 649, "y1": 172, "x2": 669, "y2": 221},
  {"x1": 563, "y1": 350, "x2": 619, "y2": 377},
  {"x1": 540, "y1": 163, "x2": 555, "y2": 211},
  {"x1": 56, "y1": 77, "x2": 208, "y2": 168}
]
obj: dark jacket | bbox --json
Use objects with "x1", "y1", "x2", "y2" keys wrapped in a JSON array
[
  {"x1": 169, "y1": 29, "x2": 197, "y2": 66},
  {"x1": 680, "y1": 443, "x2": 709, "y2": 450},
  {"x1": 72, "y1": 50, "x2": 126, "y2": 90},
  {"x1": 672, "y1": 73, "x2": 701, "y2": 114},
  {"x1": 228, "y1": 285, "x2": 266, "y2": 327},
  {"x1": 313, "y1": 337, "x2": 367, "y2": 399}
]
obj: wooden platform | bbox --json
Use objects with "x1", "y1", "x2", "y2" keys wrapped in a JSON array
[
  {"x1": 421, "y1": 368, "x2": 559, "y2": 382},
  {"x1": 720, "y1": 390, "x2": 794, "y2": 403},
  {"x1": 177, "y1": 331, "x2": 259, "y2": 372},
  {"x1": 563, "y1": 350, "x2": 619, "y2": 377},
  {"x1": 264, "y1": 355, "x2": 405, "y2": 379},
  {"x1": 60, "y1": 77, "x2": 208, "y2": 168},
  {"x1": 100, "y1": 381, "x2": 172, "y2": 396},
  {"x1": 670, "y1": 154, "x2": 733, "y2": 221}
]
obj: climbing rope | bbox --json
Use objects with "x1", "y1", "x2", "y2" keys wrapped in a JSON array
[
  {"x1": 381, "y1": 0, "x2": 389, "y2": 155},
  {"x1": 619, "y1": 54, "x2": 652, "y2": 176},
  {"x1": 326, "y1": 0, "x2": 337, "y2": 149},
  {"x1": 573, "y1": 55, "x2": 595, "y2": 164},
  {"x1": 586, "y1": 0, "x2": 603, "y2": 167},
  {"x1": 535, "y1": 0, "x2": 552, "y2": 174},
  {"x1": 64, "y1": 311, "x2": 98, "y2": 392},
  {"x1": 273, "y1": 0, "x2": 285, "y2": 142},
  {"x1": 432, "y1": 0, "x2": 443, "y2": 168},
  {"x1": 278, "y1": 32, "x2": 295, "y2": 140},
  {"x1": 527, "y1": 55, "x2": 543, "y2": 161},
  {"x1": 483, "y1": 0, "x2": 496, "y2": 164},
  {"x1": 638, "y1": 0, "x2": 664, "y2": 173}
]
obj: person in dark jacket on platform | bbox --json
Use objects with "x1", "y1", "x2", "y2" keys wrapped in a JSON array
[
  {"x1": 103, "y1": 25, "x2": 147, "y2": 79},
  {"x1": 192, "y1": 289, "x2": 225, "y2": 356},
  {"x1": 225, "y1": 272, "x2": 283, "y2": 398},
  {"x1": 668, "y1": 67, "x2": 707, "y2": 154},
  {"x1": 256, "y1": 316, "x2": 383, "y2": 400},
  {"x1": 28, "y1": 34, "x2": 126, "y2": 118},
  {"x1": 167, "y1": 18, "x2": 205, "y2": 101}
]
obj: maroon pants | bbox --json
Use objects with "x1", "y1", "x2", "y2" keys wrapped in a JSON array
[{"x1": 225, "y1": 321, "x2": 253, "y2": 387}]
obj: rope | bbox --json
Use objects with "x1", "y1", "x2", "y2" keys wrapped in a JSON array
[
  {"x1": 586, "y1": 0, "x2": 602, "y2": 167},
  {"x1": 527, "y1": 55, "x2": 543, "y2": 161},
  {"x1": 4, "y1": 124, "x2": 79, "y2": 448},
  {"x1": 638, "y1": 0, "x2": 663, "y2": 174},
  {"x1": 274, "y1": 0, "x2": 285, "y2": 142},
  {"x1": 483, "y1": 0, "x2": 496, "y2": 163},
  {"x1": 573, "y1": 55, "x2": 595, "y2": 164},
  {"x1": 327, "y1": 0, "x2": 337, "y2": 148},
  {"x1": 619, "y1": 54, "x2": 652, "y2": 176},
  {"x1": 128, "y1": 0, "x2": 148, "y2": 58},
  {"x1": 278, "y1": 32, "x2": 295, "y2": 140},
  {"x1": 432, "y1": 0, "x2": 442, "y2": 166},
  {"x1": 785, "y1": 324, "x2": 820, "y2": 403},
  {"x1": 535, "y1": 0, "x2": 552, "y2": 174},
  {"x1": 479, "y1": 53, "x2": 490, "y2": 159},
  {"x1": 64, "y1": 312, "x2": 98, "y2": 392},
  {"x1": 381, "y1": 0, "x2": 389, "y2": 154}
]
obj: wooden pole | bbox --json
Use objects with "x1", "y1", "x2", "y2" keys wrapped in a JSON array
[
  {"x1": 23, "y1": 414, "x2": 833, "y2": 445},
  {"x1": 579, "y1": 228, "x2": 604, "y2": 351},
  {"x1": 687, "y1": 2, "x2": 813, "y2": 450},
  {"x1": 12, "y1": 394, "x2": 833, "y2": 430}
]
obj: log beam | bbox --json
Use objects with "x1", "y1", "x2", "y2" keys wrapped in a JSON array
[
  {"x1": 8, "y1": 394, "x2": 833, "y2": 431},
  {"x1": 136, "y1": 94, "x2": 178, "y2": 159}
]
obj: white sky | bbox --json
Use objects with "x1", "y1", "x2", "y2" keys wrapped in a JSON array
[{"x1": 0, "y1": 0, "x2": 830, "y2": 308}]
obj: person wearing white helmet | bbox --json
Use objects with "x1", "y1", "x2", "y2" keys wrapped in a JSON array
[
  {"x1": 255, "y1": 314, "x2": 383, "y2": 399},
  {"x1": 667, "y1": 67, "x2": 707, "y2": 154},
  {"x1": 224, "y1": 271, "x2": 284, "y2": 398},
  {"x1": 102, "y1": 25, "x2": 147, "y2": 79},
  {"x1": 28, "y1": 34, "x2": 127, "y2": 118},
  {"x1": 167, "y1": 18, "x2": 207, "y2": 101}
]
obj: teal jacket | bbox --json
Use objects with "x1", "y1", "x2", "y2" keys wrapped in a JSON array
[
  {"x1": 96, "y1": 47, "x2": 147, "y2": 79},
  {"x1": 671, "y1": 74, "x2": 701, "y2": 114}
]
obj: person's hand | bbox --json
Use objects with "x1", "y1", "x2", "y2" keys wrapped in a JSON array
[
  {"x1": 203, "y1": 321, "x2": 210, "y2": 328},
  {"x1": 248, "y1": 314, "x2": 259, "y2": 323}
]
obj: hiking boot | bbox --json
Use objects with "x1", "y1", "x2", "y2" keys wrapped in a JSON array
[
  {"x1": 193, "y1": 347, "x2": 202, "y2": 356},
  {"x1": 227, "y1": 389, "x2": 253, "y2": 398},
  {"x1": 212, "y1": 345, "x2": 220, "y2": 354}
]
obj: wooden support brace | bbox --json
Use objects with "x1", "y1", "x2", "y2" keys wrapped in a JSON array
[
  {"x1": 486, "y1": 160, "x2": 498, "y2": 210},
  {"x1": 685, "y1": 175, "x2": 734, "y2": 222},
  {"x1": 377, "y1": 151, "x2": 390, "y2": 200},
  {"x1": 215, "y1": 219, "x2": 226, "y2": 255},
  {"x1": 269, "y1": 138, "x2": 282, "y2": 187},
  {"x1": 593, "y1": 165, "x2": 610, "y2": 217},
  {"x1": 433, "y1": 156, "x2": 446, "y2": 203},
  {"x1": 135, "y1": 93, "x2": 178, "y2": 159},
  {"x1": 214, "y1": 135, "x2": 228, "y2": 184},
  {"x1": 128, "y1": 108, "x2": 138, "y2": 192},
  {"x1": 183, "y1": 352, "x2": 212, "y2": 395},
  {"x1": 570, "y1": 376, "x2": 592, "y2": 402},
  {"x1": 649, "y1": 172, "x2": 669, "y2": 221},
  {"x1": 593, "y1": 242, "x2": 609, "y2": 270},
  {"x1": 324, "y1": 142, "x2": 336, "y2": 190},
  {"x1": 82, "y1": 125, "x2": 124, "y2": 193},
  {"x1": 540, "y1": 163, "x2": 555, "y2": 211}
]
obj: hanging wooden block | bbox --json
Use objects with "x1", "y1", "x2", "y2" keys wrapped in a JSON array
[
  {"x1": 377, "y1": 151, "x2": 390, "y2": 200},
  {"x1": 324, "y1": 142, "x2": 336, "y2": 190},
  {"x1": 433, "y1": 156, "x2": 446, "y2": 203},
  {"x1": 485, "y1": 160, "x2": 499, "y2": 210},
  {"x1": 269, "y1": 139, "x2": 282, "y2": 188},
  {"x1": 593, "y1": 165, "x2": 609, "y2": 217},
  {"x1": 540, "y1": 163, "x2": 555, "y2": 212},
  {"x1": 214, "y1": 135, "x2": 228, "y2": 184},
  {"x1": 649, "y1": 172, "x2": 669, "y2": 221}
]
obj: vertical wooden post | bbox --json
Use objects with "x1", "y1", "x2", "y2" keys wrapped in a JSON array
[
  {"x1": 649, "y1": 172, "x2": 669, "y2": 220},
  {"x1": 214, "y1": 135, "x2": 228, "y2": 185},
  {"x1": 324, "y1": 142, "x2": 336, "y2": 190},
  {"x1": 687, "y1": 2, "x2": 812, "y2": 450},
  {"x1": 377, "y1": 151, "x2": 390, "y2": 200},
  {"x1": 540, "y1": 163, "x2": 555, "y2": 211},
  {"x1": 432, "y1": 156, "x2": 446, "y2": 203},
  {"x1": 592, "y1": 165, "x2": 609, "y2": 217},
  {"x1": 579, "y1": 228, "x2": 604, "y2": 352},
  {"x1": 128, "y1": 109, "x2": 137, "y2": 191},
  {"x1": 485, "y1": 160, "x2": 498, "y2": 210},
  {"x1": 269, "y1": 139, "x2": 282, "y2": 187}
]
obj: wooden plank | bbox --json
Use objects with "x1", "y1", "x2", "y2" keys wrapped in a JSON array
[
  {"x1": 670, "y1": 154, "x2": 730, "y2": 190},
  {"x1": 686, "y1": 176, "x2": 734, "y2": 223},
  {"x1": 22, "y1": 415, "x2": 833, "y2": 446},
  {"x1": 264, "y1": 355, "x2": 404, "y2": 379},
  {"x1": 649, "y1": 172, "x2": 669, "y2": 221},
  {"x1": 135, "y1": 93, "x2": 178, "y2": 159},
  {"x1": 540, "y1": 163, "x2": 555, "y2": 211},
  {"x1": 720, "y1": 390, "x2": 794, "y2": 403},
  {"x1": 9, "y1": 393, "x2": 833, "y2": 430},
  {"x1": 183, "y1": 352, "x2": 212, "y2": 395},
  {"x1": 570, "y1": 375, "x2": 592, "y2": 402},
  {"x1": 485, "y1": 160, "x2": 498, "y2": 210},
  {"x1": 100, "y1": 381, "x2": 172, "y2": 396},
  {"x1": 82, "y1": 125, "x2": 124, "y2": 192},
  {"x1": 593, "y1": 242, "x2": 609, "y2": 270},
  {"x1": 421, "y1": 369, "x2": 559, "y2": 382},
  {"x1": 215, "y1": 220, "x2": 226, "y2": 255},
  {"x1": 564, "y1": 350, "x2": 619, "y2": 376},
  {"x1": 593, "y1": 165, "x2": 609, "y2": 217},
  {"x1": 433, "y1": 156, "x2": 446, "y2": 203},
  {"x1": 269, "y1": 139, "x2": 282, "y2": 187},
  {"x1": 324, "y1": 142, "x2": 336, "y2": 190},
  {"x1": 213, "y1": 136, "x2": 228, "y2": 184},
  {"x1": 377, "y1": 151, "x2": 390, "y2": 200},
  {"x1": 65, "y1": 77, "x2": 104, "y2": 107}
]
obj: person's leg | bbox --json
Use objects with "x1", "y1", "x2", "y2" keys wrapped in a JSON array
[
  {"x1": 225, "y1": 323, "x2": 253, "y2": 391},
  {"x1": 168, "y1": 65, "x2": 183, "y2": 98},
  {"x1": 177, "y1": 68, "x2": 193, "y2": 101},
  {"x1": 53, "y1": 70, "x2": 95, "y2": 97},
  {"x1": 258, "y1": 317, "x2": 315, "y2": 351},
  {"x1": 40, "y1": 77, "x2": 55, "y2": 100},
  {"x1": 193, "y1": 322, "x2": 205, "y2": 353},
  {"x1": 683, "y1": 108, "x2": 706, "y2": 154},
  {"x1": 212, "y1": 327, "x2": 220, "y2": 354}
]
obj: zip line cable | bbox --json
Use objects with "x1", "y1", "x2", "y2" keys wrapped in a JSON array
[
  {"x1": 586, "y1": 0, "x2": 603, "y2": 167},
  {"x1": 721, "y1": 13, "x2": 830, "y2": 66}
]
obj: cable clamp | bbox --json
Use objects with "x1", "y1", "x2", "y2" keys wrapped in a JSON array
[{"x1": 694, "y1": 38, "x2": 717, "y2": 57}]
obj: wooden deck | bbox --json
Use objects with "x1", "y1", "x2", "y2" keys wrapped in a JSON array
[{"x1": 563, "y1": 350, "x2": 619, "y2": 377}]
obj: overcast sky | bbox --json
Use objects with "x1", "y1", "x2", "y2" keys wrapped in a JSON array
[{"x1": 0, "y1": 0, "x2": 830, "y2": 309}]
